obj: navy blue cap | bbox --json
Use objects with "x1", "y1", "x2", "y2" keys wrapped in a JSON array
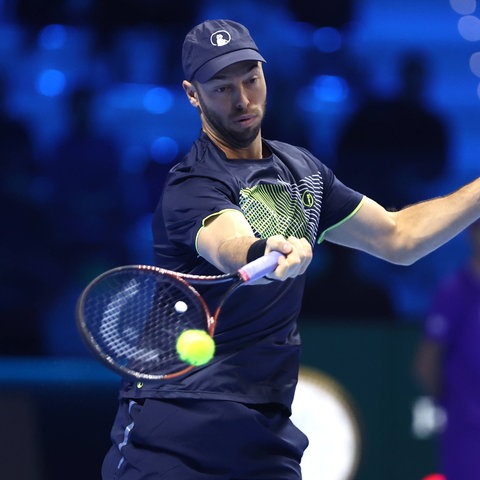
[{"x1": 182, "y1": 19, "x2": 266, "y2": 83}]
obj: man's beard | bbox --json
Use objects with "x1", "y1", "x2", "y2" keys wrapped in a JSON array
[{"x1": 197, "y1": 95, "x2": 265, "y2": 150}]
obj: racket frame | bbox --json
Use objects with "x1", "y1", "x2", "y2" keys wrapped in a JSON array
[{"x1": 76, "y1": 252, "x2": 281, "y2": 381}]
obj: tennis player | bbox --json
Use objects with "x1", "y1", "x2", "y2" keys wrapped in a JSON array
[{"x1": 102, "y1": 19, "x2": 480, "y2": 479}]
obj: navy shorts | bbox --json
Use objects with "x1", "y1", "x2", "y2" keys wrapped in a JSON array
[{"x1": 102, "y1": 397, "x2": 309, "y2": 479}]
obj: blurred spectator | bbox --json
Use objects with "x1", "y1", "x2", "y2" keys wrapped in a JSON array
[
  {"x1": 336, "y1": 51, "x2": 449, "y2": 211},
  {"x1": 414, "y1": 220, "x2": 480, "y2": 479},
  {"x1": 287, "y1": 0, "x2": 353, "y2": 28},
  {"x1": 91, "y1": 1, "x2": 200, "y2": 82},
  {"x1": 46, "y1": 87, "x2": 128, "y2": 267},
  {"x1": 14, "y1": 0, "x2": 95, "y2": 47},
  {"x1": 301, "y1": 242, "x2": 394, "y2": 322},
  {"x1": 330, "y1": 51, "x2": 451, "y2": 322},
  {"x1": 15, "y1": 0, "x2": 66, "y2": 30},
  {"x1": 42, "y1": 87, "x2": 130, "y2": 355},
  {"x1": 0, "y1": 76, "x2": 56, "y2": 354}
]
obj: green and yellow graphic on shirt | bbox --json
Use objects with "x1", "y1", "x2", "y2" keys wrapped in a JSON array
[{"x1": 239, "y1": 173, "x2": 323, "y2": 245}]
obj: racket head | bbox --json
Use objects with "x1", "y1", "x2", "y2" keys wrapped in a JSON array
[{"x1": 76, "y1": 265, "x2": 211, "y2": 381}]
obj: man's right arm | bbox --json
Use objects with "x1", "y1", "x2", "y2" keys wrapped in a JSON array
[{"x1": 196, "y1": 209, "x2": 312, "y2": 280}]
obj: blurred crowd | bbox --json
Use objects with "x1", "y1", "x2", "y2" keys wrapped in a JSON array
[{"x1": 0, "y1": 0, "x2": 456, "y2": 356}]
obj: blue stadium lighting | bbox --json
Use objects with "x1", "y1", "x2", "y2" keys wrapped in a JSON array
[
  {"x1": 312, "y1": 27, "x2": 342, "y2": 53},
  {"x1": 449, "y1": 0, "x2": 477, "y2": 15},
  {"x1": 469, "y1": 51, "x2": 480, "y2": 77},
  {"x1": 450, "y1": 0, "x2": 480, "y2": 100},
  {"x1": 36, "y1": 69, "x2": 66, "y2": 96},
  {"x1": 38, "y1": 24, "x2": 67, "y2": 50},
  {"x1": 458, "y1": 15, "x2": 480, "y2": 41},
  {"x1": 297, "y1": 75, "x2": 349, "y2": 113},
  {"x1": 143, "y1": 86, "x2": 174, "y2": 114},
  {"x1": 150, "y1": 136, "x2": 178, "y2": 164},
  {"x1": 297, "y1": 75, "x2": 349, "y2": 112},
  {"x1": 313, "y1": 75, "x2": 348, "y2": 103}
]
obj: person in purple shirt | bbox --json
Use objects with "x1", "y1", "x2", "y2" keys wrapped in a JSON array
[
  {"x1": 101, "y1": 18, "x2": 480, "y2": 480},
  {"x1": 415, "y1": 220, "x2": 480, "y2": 480}
]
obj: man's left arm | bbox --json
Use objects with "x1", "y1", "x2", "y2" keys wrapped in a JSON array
[{"x1": 325, "y1": 177, "x2": 480, "y2": 265}]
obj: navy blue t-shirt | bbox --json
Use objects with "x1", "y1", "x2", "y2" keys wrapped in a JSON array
[{"x1": 120, "y1": 132, "x2": 363, "y2": 410}]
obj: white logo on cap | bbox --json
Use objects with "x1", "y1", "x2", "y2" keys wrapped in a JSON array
[{"x1": 210, "y1": 30, "x2": 231, "y2": 47}]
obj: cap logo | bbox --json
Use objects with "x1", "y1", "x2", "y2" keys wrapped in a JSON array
[{"x1": 210, "y1": 30, "x2": 231, "y2": 47}]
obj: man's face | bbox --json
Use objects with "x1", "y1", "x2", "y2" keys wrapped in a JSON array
[{"x1": 194, "y1": 61, "x2": 267, "y2": 150}]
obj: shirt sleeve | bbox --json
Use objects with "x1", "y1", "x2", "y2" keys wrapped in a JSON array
[
  {"x1": 316, "y1": 170, "x2": 364, "y2": 243},
  {"x1": 161, "y1": 172, "x2": 241, "y2": 252}
]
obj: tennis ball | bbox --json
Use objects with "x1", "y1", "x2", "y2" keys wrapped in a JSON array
[{"x1": 176, "y1": 329, "x2": 215, "y2": 366}]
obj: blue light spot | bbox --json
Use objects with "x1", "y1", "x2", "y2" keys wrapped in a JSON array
[
  {"x1": 150, "y1": 137, "x2": 178, "y2": 164},
  {"x1": 313, "y1": 27, "x2": 342, "y2": 53},
  {"x1": 39, "y1": 24, "x2": 67, "y2": 50},
  {"x1": 458, "y1": 15, "x2": 480, "y2": 42},
  {"x1": 143, "y1": 87, "x2": 173, "y2": 114},
  {"x1": 450, "y1": 0, "x2": 476, "y2": 15},
  {"x1": 36, "y1": 69, "x2": 66, "y2": 96},
  {"x1": 313, "y1": 75, "x2": 348, "y2": 102},
  {"x1": 297, "y1": 75, "x2": 349, "y2": 112}
]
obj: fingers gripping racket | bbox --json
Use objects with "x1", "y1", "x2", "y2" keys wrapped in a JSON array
[{"x1": 76, "y1": 251, "x2": 281, "y2": 382}]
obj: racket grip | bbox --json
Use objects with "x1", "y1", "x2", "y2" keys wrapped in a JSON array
[{"x1": 238, "y1": 251, "x2": 283, "y2": 283}]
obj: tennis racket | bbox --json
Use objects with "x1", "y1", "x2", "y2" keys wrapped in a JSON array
[{"x1": 76, "y1": 251, "x2": 282, "y2": 382}]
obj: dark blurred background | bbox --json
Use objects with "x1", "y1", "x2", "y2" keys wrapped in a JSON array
[{"x1": 1, "y1": 0, "x2": 479, "y2": 478}]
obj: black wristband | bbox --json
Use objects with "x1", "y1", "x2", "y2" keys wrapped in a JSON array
[{"x1": 246, "y1": 239, "x2": 267, "y2": 263}]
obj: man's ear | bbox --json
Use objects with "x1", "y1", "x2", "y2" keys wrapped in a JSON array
[{"x1": 183, "y1": 80, "x2": 199, "y2": 108}]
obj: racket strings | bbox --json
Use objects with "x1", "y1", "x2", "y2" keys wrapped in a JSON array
[{"x1": 81, "y1": 269, "x2": 208, "y2": 376}]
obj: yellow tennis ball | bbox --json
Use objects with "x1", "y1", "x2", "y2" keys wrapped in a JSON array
[{"x1": 176, "y1": 329, "x2": 215, "y2": 366}]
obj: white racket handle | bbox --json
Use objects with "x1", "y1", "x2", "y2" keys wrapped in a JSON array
[{"x1": 238, "y1": 251, "x2": 283, "y2": 283}]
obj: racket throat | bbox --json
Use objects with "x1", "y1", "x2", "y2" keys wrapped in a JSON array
[{"x1": 207, "y1": 315, "x2": 215, "y2": 335}]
